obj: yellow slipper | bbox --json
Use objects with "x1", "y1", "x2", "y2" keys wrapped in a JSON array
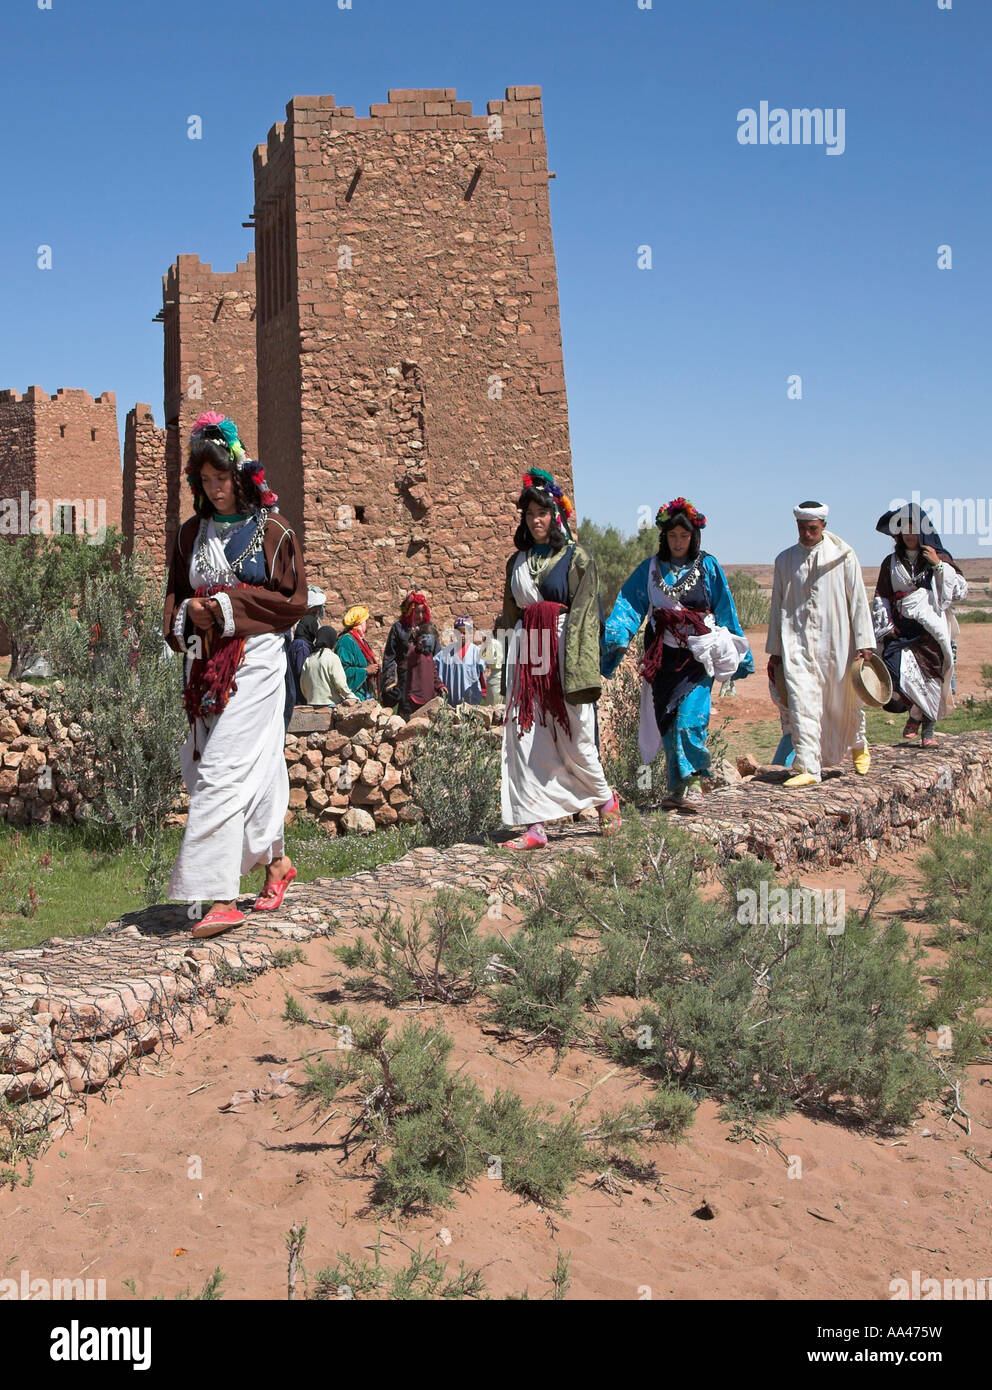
[
  {"x1": 784, "y1": 772, "x2": 819, "y2": 788},
  {"x1": 852, "y1": 748, "x2": 871, "y2": 775}
]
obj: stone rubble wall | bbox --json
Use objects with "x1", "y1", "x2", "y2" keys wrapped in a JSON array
[
  {"x1": 0, "y1": 680, "x2": 503, "y2": 833},
  {"x1": 3, "y1": 732, "x2": 992, "y2": 1132}
]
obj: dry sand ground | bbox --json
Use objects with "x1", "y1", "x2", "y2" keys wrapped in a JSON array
[
  {"x1": 3, "y1": 864, "x2": 991, "y2": 1301},
  {"x1": 2, "y1": 630, "x2": 992, "y2": 1301}
]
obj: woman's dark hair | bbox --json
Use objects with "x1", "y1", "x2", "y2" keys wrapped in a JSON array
[
  {"x1": 296, "y1": 614, "x2": 321, "y2": 646},
  {"x1": 513, "y1": 486, "x2": 568, "y2": 552},
  {"x1": 314, "y1": 624, "x2": 339, "y2": 650},
  {"x1": 187, "y1": 430, "x2": 265, "y2": 518},
  {"x1": 893, "y1": 533, "x2": 935, "y2": 567},
  {"x1": 657, "y1": 518, "x2": 701, "y2": 563}
]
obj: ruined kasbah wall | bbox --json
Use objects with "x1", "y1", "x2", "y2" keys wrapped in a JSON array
[
  {"x1": 121, "y1": 404, "x2": 167, "y2": 576},
  {"x1": 162, "y1": 254, "x2": 257, "y2": 564},
  {"x1": 254, "y1": 86, "x2": 573, "y2": 641},
  {"x1": 0, "y1": 387, "x2": 120, "y2": 542},
  {"x1": 32, "y1": 389, "x2": 121, "y2": 540}
]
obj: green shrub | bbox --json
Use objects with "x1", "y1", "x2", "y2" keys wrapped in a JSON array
[
  {"x1": 914, "y1": 815, "x2": 992, "y2": 1058},
  {"x1": 42, "y1": 551, "x2": 187, "y2": 903},
  {"x1": 726, "y1": 569, "x2": 770, "y2": 628},
  {"x1": 311, "y1": 1246, "x2": 488, "y2": 1301},
  {"x1": 334, "y1": 888, "x2": 498, "y2": 1004},
  {"x1": 601, "y1": 658, "x2": 668, "y2": 809},
  {"x1": 410, "y1": 704, "x2": 501, "y2": 847},
  {"x1": 487, "y1": 930, "x2": 588, "y2": 1053},
  {"x1": 0, "y1": 529, "x2": 123, "y2": 678}
]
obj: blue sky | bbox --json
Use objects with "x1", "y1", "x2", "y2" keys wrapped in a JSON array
[{"x1": 1, "y1": 0, "x2": 989, "y2": 561}]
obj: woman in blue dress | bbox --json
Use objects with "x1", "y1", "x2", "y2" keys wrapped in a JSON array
[{"x1": 601, "y1": 498, "x2": 753, "y2": 809}]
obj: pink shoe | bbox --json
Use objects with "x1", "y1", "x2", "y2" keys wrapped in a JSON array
[
  {"x1": 502, "y1": 826, "x2": 548, "y2": 851},
  {"x1": 253, "y1": 864, "x2": 297, "y2": 911},
  {"x1": 598, "y1": 790, "x2": 622, "y2": 836}
]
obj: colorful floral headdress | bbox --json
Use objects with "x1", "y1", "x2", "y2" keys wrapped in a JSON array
[
  {"x1": 186, "y1": 410, "x2": 278, "y2": 508},
  {"x1": 655, "y1": 496, "x2": 706, "y2": 530},
  {"x1": 520, "y1": 468, "x2": 576, "y2": 540}
]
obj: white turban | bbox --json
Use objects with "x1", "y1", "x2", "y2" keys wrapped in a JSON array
[{"x1": 793, "y1": 502, "x2": 829, "y2": 521}]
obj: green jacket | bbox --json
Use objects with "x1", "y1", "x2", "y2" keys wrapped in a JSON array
[{"x1": 500, "y1": 543, "x2": 603, "y2": 705}]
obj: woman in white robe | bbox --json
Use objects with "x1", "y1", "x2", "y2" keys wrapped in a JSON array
[
  {"x1": 499, "y1": 469, "x2": 619, "y2": 849},
  {"x1": 163, "y1": 413, "x2": 308, "y2": 936}
]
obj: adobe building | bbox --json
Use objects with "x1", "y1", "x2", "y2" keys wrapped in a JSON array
[
  {"x1": 0, "y1": 386, "x2": 121, "y2": 541},
  {"x1": 161, "y1": 253, "x2": 258, "y2": 562},
  {"x1": 122, "y1": 254, "x2": 257, "y2": 573},
  {"x1": 252, "y1": 85, "x2": 574, "y2": 635},
  {"x1": 120, "y1": 403, "x2": 167, "y2": 571}
]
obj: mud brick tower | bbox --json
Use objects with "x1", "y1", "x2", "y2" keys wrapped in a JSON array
[
  {"x1": 160, "y1": 254, "x2": 257, "y2": 561},
  {"x1": 121, "y1": 403, "x2": 167, "y2": 572},
  {"x1": 252, "y1": 85, "x2": 573, "y2": 634},
  {"x1": 0, "y1": 386, "x2": 121, "y2": 538}
]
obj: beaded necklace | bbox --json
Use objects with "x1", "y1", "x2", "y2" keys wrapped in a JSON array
[
  {"x1": 527, "y1": 544, "x2": 557, "y2": 583},
  {"x1": 194, "y1": 508, "x2": 270, "y2": 586},
  {"x1": 652, "y1": 553, "x2": 702, "y2": 600}
]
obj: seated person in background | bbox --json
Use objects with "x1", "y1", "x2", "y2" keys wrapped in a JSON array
[
  {"x1": 335, "y1": 606, "x2": 380, "y2": 700},
  {"x1": 400, "y1": 621, "x2": 447, "y2": 718},
  {"x1": 300, "y1": 626, "x2": 352, "y2": 707},
  {"x1": 287, "y1": 614, "x2": 320, "y2": 706}
]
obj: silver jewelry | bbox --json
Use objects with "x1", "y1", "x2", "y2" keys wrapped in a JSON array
[
  {"x1": 652, "y1": 554, "x2": 702, "y2": 599},
  {"x1": 527, "y1": 547, "x2": 557, "y2": 582},
  {"x1": 194, "y1": 508, "x2": 269, "y2": 586}
]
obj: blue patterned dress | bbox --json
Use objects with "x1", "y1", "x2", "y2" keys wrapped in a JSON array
[{"x1": 602, "y1": 552, "x2": 753, "y2": 790}]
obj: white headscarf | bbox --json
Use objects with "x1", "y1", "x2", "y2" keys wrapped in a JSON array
[{"x1": 793, "y1": 502, "x2": 829, "y2": 521}]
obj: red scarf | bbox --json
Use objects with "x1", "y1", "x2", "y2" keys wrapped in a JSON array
[
  {"x1": 349, "y1": 628, "x2": 378, "y2": 695},
  {"x1": 640, "y1": 605, "x2": 710, "y2": 684},
  {"x1": 509, "y1": 601, "x2": 570, "y2": 740},
  {"x1": 182, "y1": 584, "x2": 256, "y2": 759}
]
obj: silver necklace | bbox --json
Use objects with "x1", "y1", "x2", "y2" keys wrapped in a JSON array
[
  {"x1": 194, "y1": 508, "x2": 269, "y2": 586},
  {"x1": 527, "y1": 547, "x2": 557, "y2": 581},
  {"x1": 653, "y1": 554, "x2": 702, "y2": 599}
]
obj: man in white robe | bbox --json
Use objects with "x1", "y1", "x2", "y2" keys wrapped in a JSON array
[{"x1": 767, "y1": 502, "x2": 876, "y2": 787}]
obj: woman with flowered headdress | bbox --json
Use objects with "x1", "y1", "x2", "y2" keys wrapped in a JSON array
[
  {"x1": 335, "y1": 606, "x2": 380, "y2": 700},
  {"x1": 602, "y1": 498, "x2": 753, "y2": 809},
  {"x1": 499, "y1": 468, "x2": 620, "y2": 850},
  {"x1": 163, "y1": 411, "x2": 308, "y2": 937},
  {"x1": 380, "y1": 591, "x2": 432, "y2": 709}
]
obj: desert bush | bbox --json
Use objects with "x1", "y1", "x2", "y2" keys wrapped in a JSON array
[
  {"x1": 311, "y1": 1245, "x2": 488, "y2": 1301},
  {"x1": 521, "y1": 815, "x2": 941, "y2": 1127},
  {"x1": 597, "y1": 842, "x2": 940, "y2": 1125},
  {"x1": 42, "y1": 551, "x2": 186, "y2": 902},
  {"x1": 578, "y1": 517, "x2": 658, "y2": 610},
  {"x1": 411, "y1": 704, "x2": 501, "y2": 847},
  {"x1": 486, "y1": 930, "x2": 588, "y2": 1053},
  {"x1": 0, "y1": 528, "x2": 122, "y2": 678},
  {"x1": 299, "y1": 1012, "x2": 680, "y2": 1214},
  {"x1": 914, "y1": 815, "x2": 992, "y2": 1059},
  {"x1": 601, "y1": 657, "x2": 668, "y2": 809},
  {"x1": 726, "y1": 569, "x2": 770, "y2": 627},
  {"x1": 955, "y1": 608, "x2": 992, "y2": 622},
  {"x1": 334, "y1": 888, "x2": 499, "y2": 1004}
]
